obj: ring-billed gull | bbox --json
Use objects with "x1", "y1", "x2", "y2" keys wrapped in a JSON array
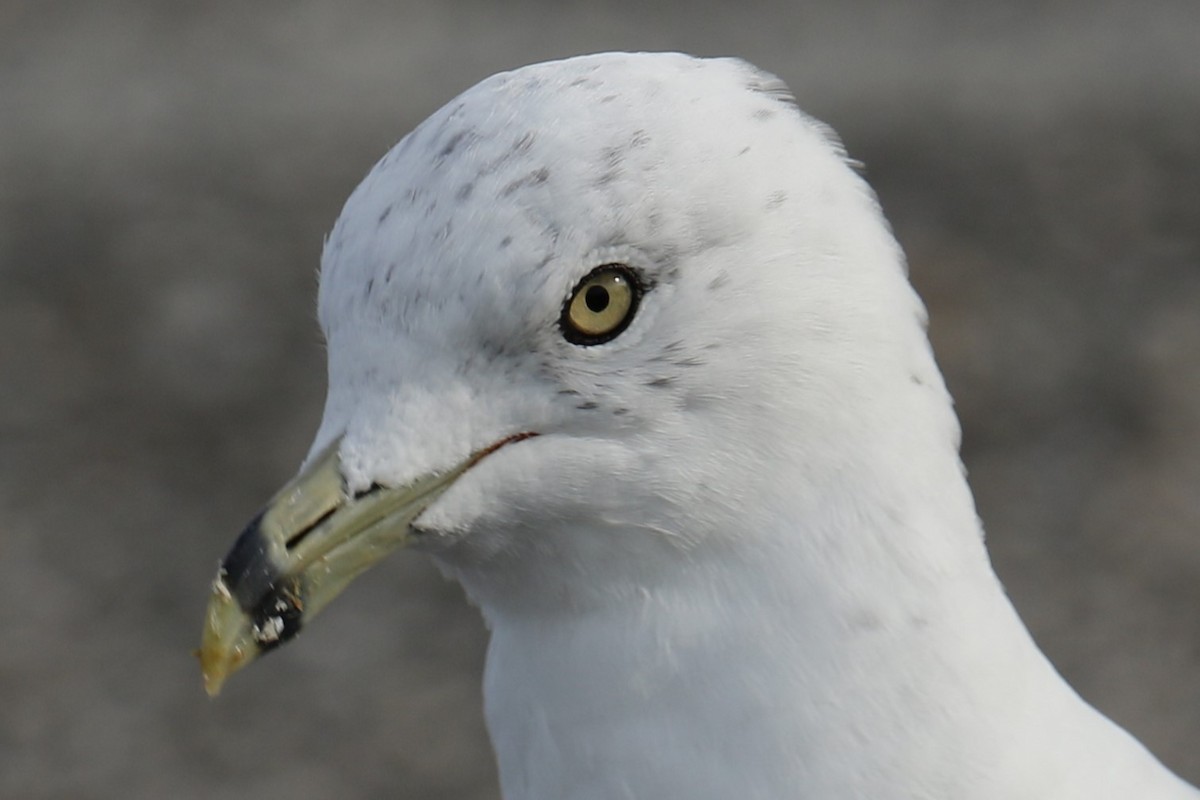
[{"x1": 199, "y1": 52, "x2": 1198, "y2": 799}]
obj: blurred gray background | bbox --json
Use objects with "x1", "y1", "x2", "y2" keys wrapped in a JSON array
[{"x1": 2, "y1": 1, "x2": 1198, "y2": 798}]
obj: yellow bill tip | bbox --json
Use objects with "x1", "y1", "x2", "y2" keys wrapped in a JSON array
[{"x1": 198, "y1": 573, "x2": 256, "y2": 698}]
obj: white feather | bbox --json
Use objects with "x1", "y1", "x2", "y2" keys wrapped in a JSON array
[{"x1": 311, "y1": 52, "x2": 1197, "y2": 800}]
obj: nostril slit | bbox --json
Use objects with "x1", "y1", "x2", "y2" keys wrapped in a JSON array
[
  {"x1": 285, "y1": 507, "x2": 337, "y2": 550},
  {"x1": 353, "y1": 482, "x2": 384, "y2": 501}
]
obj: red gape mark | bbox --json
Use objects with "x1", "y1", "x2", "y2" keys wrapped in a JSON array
[{"x1": 466, "y1": 431, "x2": 540, "y2": 470}]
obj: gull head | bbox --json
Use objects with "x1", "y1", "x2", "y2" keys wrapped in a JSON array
[
  {"x1": 199, "y1": 51, "x2": 952, "y2": 696},
  {"x1": 195, "y1": 53, "x2": 1200, "y2": 800}
]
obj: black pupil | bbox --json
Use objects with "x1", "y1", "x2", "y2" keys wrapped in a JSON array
[{"x1": 584, "y1": 284, "x2": 610, "y2": 313}]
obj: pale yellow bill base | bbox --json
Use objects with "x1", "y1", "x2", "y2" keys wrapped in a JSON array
[{"x1": 198, "y1": 432, "x2": 536, "y2": 697}]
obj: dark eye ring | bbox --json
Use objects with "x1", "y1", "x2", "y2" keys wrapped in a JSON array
[{"x1": 560, "y1": 265, "x2": 641, "y2": 346}]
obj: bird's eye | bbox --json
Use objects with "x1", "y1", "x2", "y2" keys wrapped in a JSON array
[{"x1": 561, "y1": 265, "x2": 640, "y2": 345}]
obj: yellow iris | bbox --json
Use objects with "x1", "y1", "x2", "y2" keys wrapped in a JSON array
[{"x1": 563, "y1": 266, "x2": 637, "y2": 343}]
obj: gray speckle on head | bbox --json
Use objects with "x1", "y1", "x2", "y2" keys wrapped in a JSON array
[
  {"x1": 377, "y1": 205, "x2": 393, "y2": 226},
  {"x1": 437, "y1": 129, "x2": 474, "y2": 161},
  {"x1": 576, "y1": 401, "x2": 599, "y2": 410},
  {"x1": 499, "y1": 235, "x2": 513, "y2": 250},
  {"x1": 596, "y1": 146, "x2": 624, "y2": 186},
  {"x1": 594, "y1": 130, "x2": 651, "y2": 188},
  {"x1": 766, "y1": 190, "x2": 787, "y2": 210},
  {"x1": 500, "y1": 167, "x2": 551, "y2": 198},
  {"x1": 646, "y1": 376, "x2": 674, "y2": 388},
  {"x1": 512, "y1": 132, "x2": 536, "y2": 156},
  {"x1": 429, "y1": 103, "x2": 467, "y2": 144},
  {"x1": 468, "y1": 133, "x2": 537, "y2": 184},
  {"x1": 707, "y1": 273, "x2": 730, "y2": 291},
  {"x1": 648, "y1": 340, "x2": 689, "y2": 365},
  {"x1": 456, "y1": 182, "x2": 475, "y2": 201},
  {"x1": 595, "y1": 169, "x2": 620, "y2": 188}
]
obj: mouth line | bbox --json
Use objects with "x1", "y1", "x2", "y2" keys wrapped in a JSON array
[
  {"x1": 463, "y1": 430, "x2": 541, "y2": 468},
  {"x1": 272, "y1": 431, "x2": 539, "y2": 581},
  {"x1": 281, "y1": 431, "x2": 540, "y2": 560}
]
